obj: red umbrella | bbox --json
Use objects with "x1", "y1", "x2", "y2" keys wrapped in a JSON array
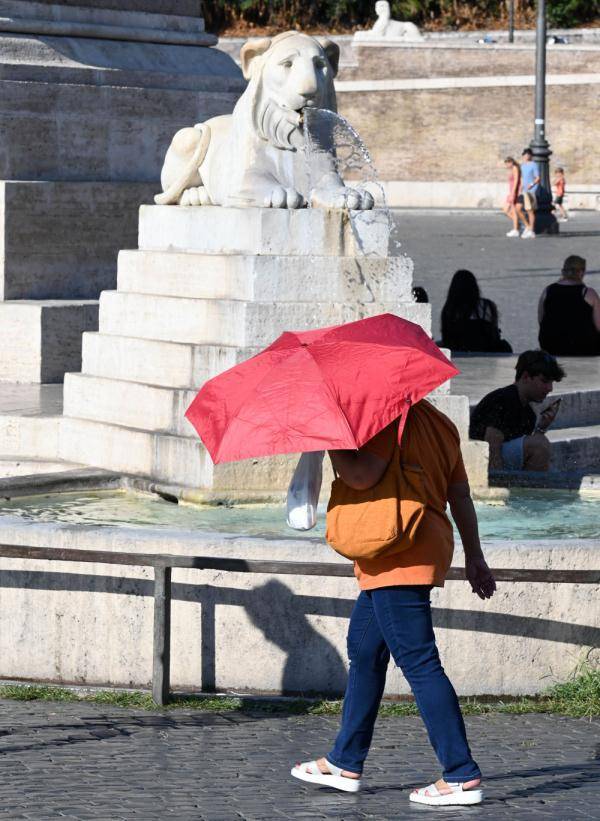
[{"x1": 185, "y1": 313, "x2": 458, "y2": 464}]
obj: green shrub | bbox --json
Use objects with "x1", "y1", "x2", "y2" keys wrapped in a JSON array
[{"x1": 547, "y1": 0, "x2": 600, "y2": 27}]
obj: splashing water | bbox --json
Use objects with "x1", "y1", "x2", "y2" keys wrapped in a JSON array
[{"x1": 302, "y1": 107, "x2": 400, "y2": 255}]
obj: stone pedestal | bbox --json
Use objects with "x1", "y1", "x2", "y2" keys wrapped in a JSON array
[
  {"x1": 59, "y1": 206, "x2": 487, "y2": 491},
  {"x1": 0, "y1": 1, "x2": 244, "y2": 383}
]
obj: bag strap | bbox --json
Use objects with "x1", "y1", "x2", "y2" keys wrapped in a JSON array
[{"x1": 396, "y1": 398, "x2": 412, "y2": 448}]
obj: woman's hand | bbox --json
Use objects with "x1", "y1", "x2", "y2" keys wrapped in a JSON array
[{"x1": 465, "y1": 556, "x2": 496, "y2": 600}]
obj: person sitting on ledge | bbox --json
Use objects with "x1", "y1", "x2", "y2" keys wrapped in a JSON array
[
  {"x1": 440, "y1": 269, "x2": 512, "y2": 354},
  {"x1": 470, "y1": 350, "x2": 565, "y2": 472},
  {"x1": 538, "y1": 255, "x2": 600, "y2": 356}
]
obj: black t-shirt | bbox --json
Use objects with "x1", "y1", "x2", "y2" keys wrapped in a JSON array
[{"x1": 470, "y1": 384, "x2": 536, "y2": 442}]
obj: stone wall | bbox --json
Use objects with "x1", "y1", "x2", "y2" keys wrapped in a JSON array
[
  {"x1": 0, "y1": 520, "x2": 597, "y2": 696},
  {"x1": 338, "y1": 81, "x2": 600, "y2": 184},
  {"x1": 341, "y1": 42, "x2": 600, "y2": 80}
]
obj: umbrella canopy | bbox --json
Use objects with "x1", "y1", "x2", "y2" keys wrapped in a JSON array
[{"x1": 185, "y1": 313, "x2": 459, "y2": 464}]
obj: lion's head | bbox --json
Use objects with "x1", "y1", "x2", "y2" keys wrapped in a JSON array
[{"x1": 238, "y1": 31, "x2": 340, "y2": 150}]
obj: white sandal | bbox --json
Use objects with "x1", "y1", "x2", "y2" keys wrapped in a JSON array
[
  {"x1": 410, "y1": 781, "x2": 483, "y2": 806},
  {"x1": 291, "y1": 759, "x2": 361, "y2": 793}
]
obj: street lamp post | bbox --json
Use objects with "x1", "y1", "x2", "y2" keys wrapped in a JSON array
[
  {"x1": 508, "y1": 0, "x2": 515, "y2": 43},
  {"x1": 529, "y1": 0, "x2": 558, "y2": 234}
]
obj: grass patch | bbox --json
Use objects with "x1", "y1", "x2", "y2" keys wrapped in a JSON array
[{"x1": 1, "y1": 668, "x2": 598, "y2": 718}]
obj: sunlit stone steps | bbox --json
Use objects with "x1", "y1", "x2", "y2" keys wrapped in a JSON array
[
  {"x1": 57, "y1": 206, "x2": 486, "y2": 489},
  {"x1": 139, "y1": 205, "x2": 392, "y2": 257},
  {"x1": 0, "y1": 413, "x2": 62, "y2": 460},
  {"x1": 117, "y1": 249, "x2": 414, "y2": 304},
  {"x1": 98, "y1": 291, "x2": 430, "y2": 348},
  {"x1": 63, "y1": 374, "x2": 471, "y2": 445},
  {"x1": 59, "y1": 417, "x2": 212, "y2": 487},
  {"x1": 81, "y1": 333, "x2": 241, "y2": 389},
  {"x1": 63, "y1": 374, "x2": 197, "y2": 438}
]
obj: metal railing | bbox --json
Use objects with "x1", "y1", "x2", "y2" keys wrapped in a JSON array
[{"x1": 1, "y1": 544, "x2": 598, "y2": 705}]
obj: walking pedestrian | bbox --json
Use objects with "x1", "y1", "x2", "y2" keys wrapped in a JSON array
[
  {"x1": 516, "y1": 148, "x2": 540, "y2": 238},
  {"x1": 539, "y1": 255, "x2": 600, "y2": 356},
  {"x1": 502, "y1": 156, "x2": 521, "y2": 237},
  {"x1": 553, "y1": 167, "x2": 568, "y2": 222},
  {"x1": 291, "y1": 399, "x2": 496, "y2": 807}
]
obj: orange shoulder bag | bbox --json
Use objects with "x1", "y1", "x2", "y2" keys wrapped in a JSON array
[{"x1": 325, "y1": 414, "x2": 427, "y2": 561}]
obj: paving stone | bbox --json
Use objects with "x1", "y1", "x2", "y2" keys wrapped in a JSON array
[{"x1": 0, "y1": 700, "x2": 598, "y2": 819}]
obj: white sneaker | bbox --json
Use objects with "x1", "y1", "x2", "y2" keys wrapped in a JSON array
[
  {"x1": 558, "y1": 217, "x2": 569, "y2": 223},
  {"x1": 521, "y1": 229, "x2": 536, "y2": 238},
  {"x1": 506, "y1": 229, "x2": 520, "y2": 237}
]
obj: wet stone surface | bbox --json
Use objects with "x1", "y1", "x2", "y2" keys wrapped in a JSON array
[{"x1": 0, "y1": 699, "x2": 598, "y2": 819}]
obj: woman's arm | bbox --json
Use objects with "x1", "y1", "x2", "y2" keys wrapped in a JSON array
[
  {"x1": 511, "y1": 167, "x2": 520, "y2": 200},
  {"x1": 328, "y1": 449, "x2": 389, "y2": 490},
  {"x1": 447, "y1": 480, "x2": 496, "y2": 599},
  {"x1": 538, "y1": 288, "x2": 547, "y2": 324}
]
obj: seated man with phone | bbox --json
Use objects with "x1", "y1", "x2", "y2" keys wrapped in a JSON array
[{"x1": 470, "y1": 350, "x2": 565, "y2": 471}]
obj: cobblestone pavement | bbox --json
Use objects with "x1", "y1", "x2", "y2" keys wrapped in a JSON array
[
  {"x1": 393, "y1": 209, "x2": 600, "y2": 352},
  {"x1": 1, "y1": 700, "x2": 598, "y2": 820}
]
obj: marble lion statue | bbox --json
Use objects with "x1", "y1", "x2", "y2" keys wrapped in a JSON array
[{"x1": 155, "y1": 31, "x2": 374, "y2": 210}]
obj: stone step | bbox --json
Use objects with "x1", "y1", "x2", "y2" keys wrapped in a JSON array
[
  {"x1": 0, "y1": 300, "x2": 98, "y2": 383},
  {"x1": 427, "y1": 394, "x2": 470, "y2": 441},
  {"x1": 58, "y1": 417, "x2": 212, "y2": 487},
  {"x1": 0, "y1": 414, "x2": 62, "y2": 460},
  {"x1": 548, "y1": 425, "x2": 600, "y2": 472},
  {"x1": 117, "y1": 249, "x2": 413, "y2": 303},
  {"x1": 64, "y1": 372, "x2": 469, "y2": 446},
  {"x1": 81, "y1": 333, "x2": 241, "y2": 389},
  {"x1": 63, "y1": 373, "x2": 197, "y2": 438},
  {"x1": 82, "y1": 332, "x2": 452, "y2": 395},
  {"x1": 99, "y1": 291, "x2": 247, "y2": 346},
  {"x1": 139, "y1": 205, "x2": 393, "y2": 258},
  {"x1": 0, "y1": 458, "x2": 87, "y2": 479},
  {"x1": 98, "y1": 291, "x2": 430, "y2": 347},
  {"x1": 546, "y1": 389, "x2": 600, "y2": 430}
]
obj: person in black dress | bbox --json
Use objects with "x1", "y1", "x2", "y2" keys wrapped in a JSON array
[
  {"x1": 538, "y1": 255, "x2": 600, "y2": 356},
  {"x1": 470, "y1": 351, "x2": 565, "y2": 471},
  {"x1": 440, "y1": 270, "x2": 512, "y2": 353}
]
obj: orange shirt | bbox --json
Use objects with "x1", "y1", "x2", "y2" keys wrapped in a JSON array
[{"x1": 353, "y1": 400, "x2": 467, "y2": 590}]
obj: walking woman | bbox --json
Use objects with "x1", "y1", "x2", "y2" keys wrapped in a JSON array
[
  {"x1": 291, "y1": 400, "x2": 496, "y2": 807},
  {"x1": 502, "y1": 156, "x2": 521, "y2": 237}
]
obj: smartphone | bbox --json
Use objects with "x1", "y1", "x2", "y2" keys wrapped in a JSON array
[{"x1": 545, "y1": 398, "x2": 562, "y2": 413}]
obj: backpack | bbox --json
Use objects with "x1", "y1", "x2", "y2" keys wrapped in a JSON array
[{"x1": 325, "y1": 418, "x2": 427, "y2": 561}]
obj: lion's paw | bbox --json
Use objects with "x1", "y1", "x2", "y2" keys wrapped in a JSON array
[
  {"x1": 179, "y1": 186, "x2": 211, "y2": 206},
  {"x1": 265, "y1": 186, "x2": 306, "y2": 209},
  {"x1": 310, "y1": 187, "x2": 374, "y2": 210}
]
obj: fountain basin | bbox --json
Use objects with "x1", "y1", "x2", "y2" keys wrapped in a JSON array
[
  {"x1": 0, "y1": 475, "x2": 597, "y2": 697},
  {"x1": 1, "y1": 486, "x2": 599, "y2": 541}
]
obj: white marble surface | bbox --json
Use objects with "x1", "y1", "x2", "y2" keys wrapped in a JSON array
[{"x1": 156, "y1": 32, "x2": 374, "y2": 210}]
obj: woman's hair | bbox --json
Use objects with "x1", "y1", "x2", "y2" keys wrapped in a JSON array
[
  {"x1": 555, "y1": 166, "x2": 564, "y2": 173},
  {"x1": 504, "y1": 156, "x2": 517, "y2": 165},
  {"x1": 441, "y1": 269, "x2": 481, "y2": 329}
]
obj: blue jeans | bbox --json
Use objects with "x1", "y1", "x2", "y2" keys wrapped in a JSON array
[{"x1": 327, "y1": 586, "x2": 481, "y2": 782}]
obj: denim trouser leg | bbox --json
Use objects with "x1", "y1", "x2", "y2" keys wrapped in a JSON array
[
  {"x1": 327, "y1": 586, "x2": 481, "y2": 783},
  {"x1": 327, "y1": 591, "x2": 390, "y2": 774}
]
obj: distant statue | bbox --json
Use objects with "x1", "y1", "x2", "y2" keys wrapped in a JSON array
[
  {"x1": 355, "y1": 1, "x2": 424, "y2": 42},
  {"x1": 155, "y1": 31, "x2": 374, "y2": 210}
]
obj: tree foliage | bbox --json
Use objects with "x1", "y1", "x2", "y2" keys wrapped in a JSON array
[{"x1": 202, "y1": 0, "x2": 600, "y2": 32}]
